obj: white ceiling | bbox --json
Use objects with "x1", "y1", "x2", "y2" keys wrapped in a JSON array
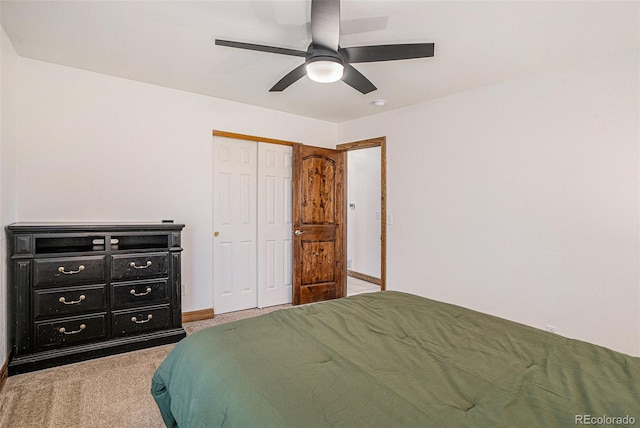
[{"x1": 2, "y1": 1, "x2": 638, "y2": 123}]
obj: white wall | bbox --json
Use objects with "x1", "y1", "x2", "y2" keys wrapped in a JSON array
[
  {"x1": 1, "y1": 24, "x2": 19, "y2": 367},
  {"x1": 14, "y1": 57, "x2": 336, "y2": 314},
  {"x1": 338, "y1": 49, "x2": 640, "y2": 357},
  {"x1": 347, "y1": 147, "x2": 381, "y2": 278}
]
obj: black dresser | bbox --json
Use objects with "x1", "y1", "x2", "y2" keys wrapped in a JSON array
[{"x1": 6, "y1": 222, "x2": 186, "y2": 374}]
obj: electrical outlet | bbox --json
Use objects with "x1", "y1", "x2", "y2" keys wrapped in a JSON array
[
  {"x1": 347, "y1": 259, "x2": 352, "y2": 269},
  {"x1": 182, "y1": 282, "x2": 187, "y2": 296},
  {"x1": 545, "y1": 325, "x2": 557, "y2": 334}
]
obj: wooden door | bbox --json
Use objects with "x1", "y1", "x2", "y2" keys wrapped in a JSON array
[{"x1": 292, "y1": 144, "x2": 346, "y2": 305}]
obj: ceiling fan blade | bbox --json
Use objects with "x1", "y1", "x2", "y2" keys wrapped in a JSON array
[
  {"x1": 215, "y1": 39, "x2": 306, "y2": 58},
  {"x1": 269, "y1": 64, "x2": 308, "y2": 92},
  {"x1": 341, "y1": 64, "x2": 376, "y2": 94},
  {"x1": 310, "y1": 0, "x2": 340, "y2": 51},
  {"x1": 341, "y1": 43, "x2": 435, "y2": 63}
]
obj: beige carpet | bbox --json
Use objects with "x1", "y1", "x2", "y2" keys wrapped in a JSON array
[{"x1": 0, "y1": 304, "x2": 289, "y2": 428}]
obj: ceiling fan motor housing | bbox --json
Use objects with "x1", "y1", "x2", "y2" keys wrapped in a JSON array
[{"x1": 306, "y1": 44, "x2": 344, "y2": 65}]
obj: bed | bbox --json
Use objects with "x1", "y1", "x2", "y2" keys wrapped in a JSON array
[{"x1": 151, "y1": 291, "x2": 640, "y2": 427}]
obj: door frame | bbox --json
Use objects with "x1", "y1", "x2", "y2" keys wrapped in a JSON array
[{"x1": 336, "y1": 137, "x2": 387, "y2": 291}]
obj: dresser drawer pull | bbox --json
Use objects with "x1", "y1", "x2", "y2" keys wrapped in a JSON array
[
  {"x1": 58, "y1": 295, "x2": 86, "y2": 305},
  {"x1": 57, "y1": 324, "x2": 86, "y2": 335},
  {"x1": 130, "y1": 261, "x2": 152, "y2": 269},
  {"x1": 130, "y1": 287, "x2": 153, "y2": 297},
  {"x1": 131, "y1": 314, "x2": 153, "y2": 324},
  {"x1": 58, "y1": 265, "x2": 85, "y2": 275}
]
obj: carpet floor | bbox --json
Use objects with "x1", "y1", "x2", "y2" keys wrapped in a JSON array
[{"x1": 0, "y1": 304, "x2": 289, "y2": 428}]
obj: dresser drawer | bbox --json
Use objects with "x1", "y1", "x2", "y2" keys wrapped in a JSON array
[
  {"x1": 111, "y1": 280, "x2": 169, "y2": 309},
  {"x1": 34, "y1": 284, "x2": 107, "y2": 319},
  {"x1": 35, "y1": 313, "x2": 107, "y2": 350},
  {"x1": 111, "y1": 253, "x2": 168, "y2": 281},
  {"x1": 112, "y1": 305, "x2": 171, "y2": 337},
  {"x1": 34, "y1": 256, "x2": 105, "y2": 288}
]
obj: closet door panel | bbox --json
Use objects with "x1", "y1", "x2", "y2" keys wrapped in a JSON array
[
  {"x1": 257, "y1": 143, "x2": 293, "y2": 308},
  {"x1": 213, "y1": 138, "x2": 258, "y2": 314}
]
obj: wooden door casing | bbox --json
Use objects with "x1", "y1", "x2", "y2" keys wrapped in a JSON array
[
  {"x1": 292, "y1": 144, "x2": 346, "y2": 305},
  {"x1": 336, "y1": 136, "x2": 387, "y2": 292}
]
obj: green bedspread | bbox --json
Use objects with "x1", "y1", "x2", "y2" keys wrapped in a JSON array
[{"x1": 151, "y1": 291, "x2": 640, "y2": 427}]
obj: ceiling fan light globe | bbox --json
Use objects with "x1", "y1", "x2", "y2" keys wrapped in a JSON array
[{"x1": 306, "y1": 60, "x2": 344, "y2": 83}]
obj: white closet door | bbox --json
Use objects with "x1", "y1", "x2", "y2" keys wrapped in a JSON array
[
  {"x1": 257, "y1": 143, "x2": 293, "y2": 308},
  {"x1": 212, "y1": 137, "x2": 258, "y2": 314}
]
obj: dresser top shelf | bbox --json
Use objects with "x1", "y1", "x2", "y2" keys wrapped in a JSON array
[{"x1": 7, "y1": 222, "x2": 185, "y2": 233}]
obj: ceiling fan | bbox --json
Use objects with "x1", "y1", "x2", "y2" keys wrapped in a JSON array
[{"x1": 215, "y1": 0, "x2": 434, "y2": 94}]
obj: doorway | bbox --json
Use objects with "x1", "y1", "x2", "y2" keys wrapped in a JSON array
[{"x1": 337, "y1": 137, "x2": 386, "y2": 295}]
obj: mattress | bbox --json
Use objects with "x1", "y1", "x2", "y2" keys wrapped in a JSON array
[{"x1": 151, "y1": 291, "x2": 640, "y2": 427}]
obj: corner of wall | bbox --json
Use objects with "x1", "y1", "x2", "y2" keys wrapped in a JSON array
[{"x1": 1, "y1": 22, "x2": 20, "y2": 374}]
